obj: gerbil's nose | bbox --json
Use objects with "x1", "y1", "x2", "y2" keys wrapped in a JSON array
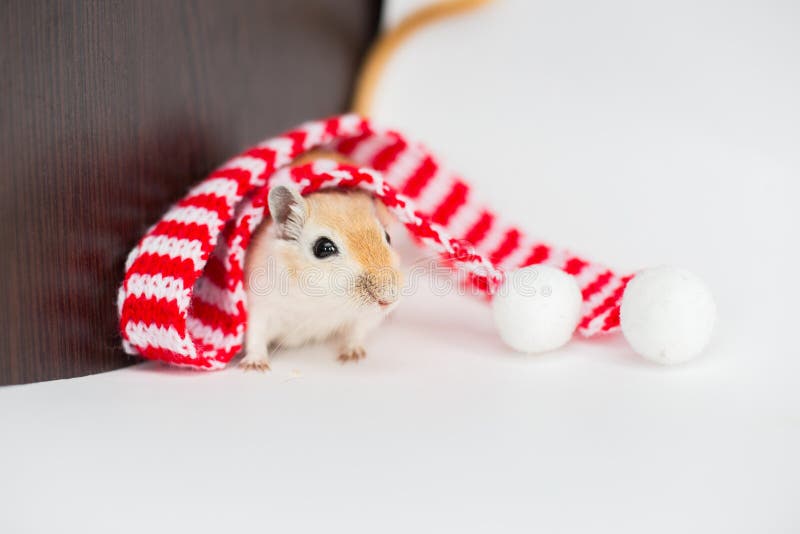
[{"x1": 362, "y1": 269, "x2": 401, "y2": 306}]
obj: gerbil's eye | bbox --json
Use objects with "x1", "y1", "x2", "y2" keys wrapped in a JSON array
[
  {"x1": 384, "y1": 231, "x2": 391, "y2": 245},
  {"x1": 312, "y1": 237, "x2": 338, "y2": 259}
]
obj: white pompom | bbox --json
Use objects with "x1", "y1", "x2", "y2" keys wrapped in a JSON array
[
  {"x1": 620, "y1": 266, "x2": 716, "y2": 365},
  {"x1": 492, "y1": 265, "x2": 582, "y2": 353}
]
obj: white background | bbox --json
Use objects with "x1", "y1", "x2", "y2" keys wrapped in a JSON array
[{"x1": 2, "y1": 1, "x2": 799, "y2": 532}]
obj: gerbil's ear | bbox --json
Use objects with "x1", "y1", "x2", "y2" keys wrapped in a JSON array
[
  {"x1": 374, "y1": 198, "x2": 396, "y2": 228},
  {"x1": 268, "y1": 185, "x2": 306, "y2": 240}
]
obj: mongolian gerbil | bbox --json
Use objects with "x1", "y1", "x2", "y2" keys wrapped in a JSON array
[{"x1": 241, "y1": 160, "x2": 401, "y2": 370}]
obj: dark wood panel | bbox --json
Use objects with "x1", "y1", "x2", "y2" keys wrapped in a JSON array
[{"x1": 0, "y1": 0, "x2": 381, "y2": 385}]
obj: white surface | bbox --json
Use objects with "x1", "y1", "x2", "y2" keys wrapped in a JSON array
[{"x1": 2, "y1": 1, "x2": 799, "y2": 532}]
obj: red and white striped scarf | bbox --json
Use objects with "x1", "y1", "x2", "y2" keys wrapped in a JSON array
[{"x1": 118, "y1": 114, "x2": 629, "y2": 369}]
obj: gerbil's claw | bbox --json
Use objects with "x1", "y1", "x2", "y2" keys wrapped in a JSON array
[
  {"x1": 337, "y1": 347, "x2": 366, "y2": 364},
  {"x1": 239, "y1": 355, "x2": 271, "y2": 372}
]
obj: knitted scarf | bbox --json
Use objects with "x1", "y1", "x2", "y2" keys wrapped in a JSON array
[{"x1": 118, "y1": 115, "x2": 629, "y2": 369}]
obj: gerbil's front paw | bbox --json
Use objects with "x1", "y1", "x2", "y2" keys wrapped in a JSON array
[
  {"x1": 337, "y1": 347, "x2": 366, "y2": 364},
  {"x1": 239, "y1": 353, "x2": 271, "y2": 372}
]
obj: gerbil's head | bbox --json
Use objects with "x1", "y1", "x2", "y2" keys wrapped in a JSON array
[{"x1": 268, "y1": 185, "x2": 401, "y2": 311}]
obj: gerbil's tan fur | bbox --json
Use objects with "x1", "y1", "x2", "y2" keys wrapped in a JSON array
[
  {"x1": 291, "y1": 149, "x2": 352, "y2": 167},
  {"x1": 306, "y1": 191, "x2": 393, "y2": 273}
]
